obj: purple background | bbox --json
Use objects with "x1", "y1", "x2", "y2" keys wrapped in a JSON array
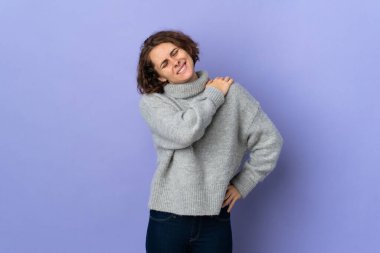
[{"x1": 1, "y1": 0, "x2": 379, "y2": 252}]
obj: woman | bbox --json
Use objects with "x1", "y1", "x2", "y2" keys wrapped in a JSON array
[{"x1": 137, "y1": 30, "x2": 283, "y2": 253}]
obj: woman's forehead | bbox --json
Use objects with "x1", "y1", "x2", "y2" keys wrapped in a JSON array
[{"x1": 149, "y1": 43, "x2": 177, "y2": 62}]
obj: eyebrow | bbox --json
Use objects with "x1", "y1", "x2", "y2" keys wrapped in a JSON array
[{"x1": 160, "y1": 48, "x2": 178, "y2": 69}]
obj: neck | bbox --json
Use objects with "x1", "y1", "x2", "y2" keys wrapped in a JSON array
[
  {"x1": 188, "y1": 72, "x2": 199, "y2": 82},
  {"x1": 163, "y1": 71, "x2": 208, "y2": 99}
]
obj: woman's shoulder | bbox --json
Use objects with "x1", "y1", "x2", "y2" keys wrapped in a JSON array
[
  {"x1": 139, "y1": 92, "x2": 169, "y2": 108},
  {"x1": 228, "y1": 82, "x2": 260, "y2": 107}
]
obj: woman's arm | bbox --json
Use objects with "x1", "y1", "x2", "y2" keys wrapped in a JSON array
[
  {"x1": 230, "y1": 105, "x2": 284, "y2": 198},
  {"x1": 139, "y1": 86, "x2": 225, "y2": 150}
]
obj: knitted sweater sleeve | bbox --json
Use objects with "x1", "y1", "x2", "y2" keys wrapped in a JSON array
[
  {"x1": 230, "y1": 102, "x2": 284, "y2": 199},
  {"x1": 139, "y1": 86, "x2": 225, "y2": 150}
]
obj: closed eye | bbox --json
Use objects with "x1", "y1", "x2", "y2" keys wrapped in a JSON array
[
  {"x1": 160, "y1": 48, "x2": 178, "y2": 69},
  {"x1": 171, "y1": 48, "x2": 178, "y2": 56},
  {"x1": 161, "y1": 60, "x2": 168, "y2": 69}
]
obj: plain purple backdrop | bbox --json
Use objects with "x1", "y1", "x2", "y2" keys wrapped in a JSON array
[{"x1": 1, "y1": 0, "x2": 379, "y2": 252}]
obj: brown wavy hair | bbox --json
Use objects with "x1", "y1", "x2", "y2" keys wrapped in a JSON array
[{"x1": 137, "y1": 30, "x2": 200, "y2": 94}]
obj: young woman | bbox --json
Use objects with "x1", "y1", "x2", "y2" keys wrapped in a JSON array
[{"x1": 137, "y1": 30, "x2": 283, "y2": 253}]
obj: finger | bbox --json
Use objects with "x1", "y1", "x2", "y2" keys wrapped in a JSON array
[
  {"x1": 224, "y1": 192, "x2": 232, "y2": 200},
  {"x1": 222, "y1": 196, "x2": 231, "y2": 207},
  {"x1": 227, "y1": 198, "x2": 238, "y2": 213},
  {"x1": 222, "y1": 200, "x2": 229, "y2": 208}
]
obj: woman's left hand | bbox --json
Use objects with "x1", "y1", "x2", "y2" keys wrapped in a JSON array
[{"x1": 222, "y1": 184, "x2": 242, "y2": 213}]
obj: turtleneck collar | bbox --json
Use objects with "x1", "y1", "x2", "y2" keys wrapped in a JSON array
[{"x1": 163, "y1": 71, "x2": 208, "y2": 99}]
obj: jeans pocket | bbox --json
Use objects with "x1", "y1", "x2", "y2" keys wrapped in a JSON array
[
  {"x1": 149, "y1": 209, "x2": 176, "y2": 222},
  {"x1": 212, "y1": 206, "x2": 231, "y2": 222}
]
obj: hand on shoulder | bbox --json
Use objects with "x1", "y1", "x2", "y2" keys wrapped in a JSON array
[{"x1": 205, "y1": 76, "x2": 234, "y2": 96}]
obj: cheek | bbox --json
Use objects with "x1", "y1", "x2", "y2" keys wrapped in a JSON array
[
  {"x1": 161, "y1": 69, "x2": 172, "y2": 76},
  {"x1": 154, "y1": 66, "x2": 166, "y2": 76},
  {"x1": 156, "y1": 69, "x2": 172, "y2": 80}
]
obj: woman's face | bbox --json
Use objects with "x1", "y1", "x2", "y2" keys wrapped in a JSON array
[{"x1": 149, "y1": 42, "x2": 198, "y2": 84}]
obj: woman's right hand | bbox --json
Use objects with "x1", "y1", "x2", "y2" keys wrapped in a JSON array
[{"x1": 205, "y1": 76, "x2": 234, "y2": 96}]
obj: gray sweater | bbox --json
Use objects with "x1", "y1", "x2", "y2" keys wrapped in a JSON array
[{"x1": 139, "y1": 71, "x2": 283, "y2": 215}]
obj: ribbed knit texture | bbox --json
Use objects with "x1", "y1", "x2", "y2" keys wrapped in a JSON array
[{"x1": 139, "y1": 70, "x2": 283, "y2": 215}]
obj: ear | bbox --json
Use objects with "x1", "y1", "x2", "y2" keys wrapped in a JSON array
[{"x1": 158, "y1": 76, "x2": 167, "y2": 82}]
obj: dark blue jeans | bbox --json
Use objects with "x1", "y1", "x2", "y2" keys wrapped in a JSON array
[{"x1": 146, "y1": 206, "x2": 232, "y2": 253}]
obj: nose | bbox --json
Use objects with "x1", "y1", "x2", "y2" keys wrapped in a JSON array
[{"x1": 169, "y1": 57, "x2": 180, "y2": 68}]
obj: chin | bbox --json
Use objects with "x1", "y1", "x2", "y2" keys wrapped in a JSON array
[
  {"x1": 182, "y1": 75, "x2": 196, "y2": 83},
  {"x1": 184, "y1": 70, "x2": 197, "y2": 81},
  {"x1": 170, "y1": 69, "x2": 197, "y2": 84}
]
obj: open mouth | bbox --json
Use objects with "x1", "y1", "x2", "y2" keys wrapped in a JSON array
[{"x1": 177, "y1": 61, "x2": 186, "y2": 74}]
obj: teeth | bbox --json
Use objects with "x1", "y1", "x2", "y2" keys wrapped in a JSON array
[{"x1": 178, "y1": 62, "x2": 186, "y2": 74}]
